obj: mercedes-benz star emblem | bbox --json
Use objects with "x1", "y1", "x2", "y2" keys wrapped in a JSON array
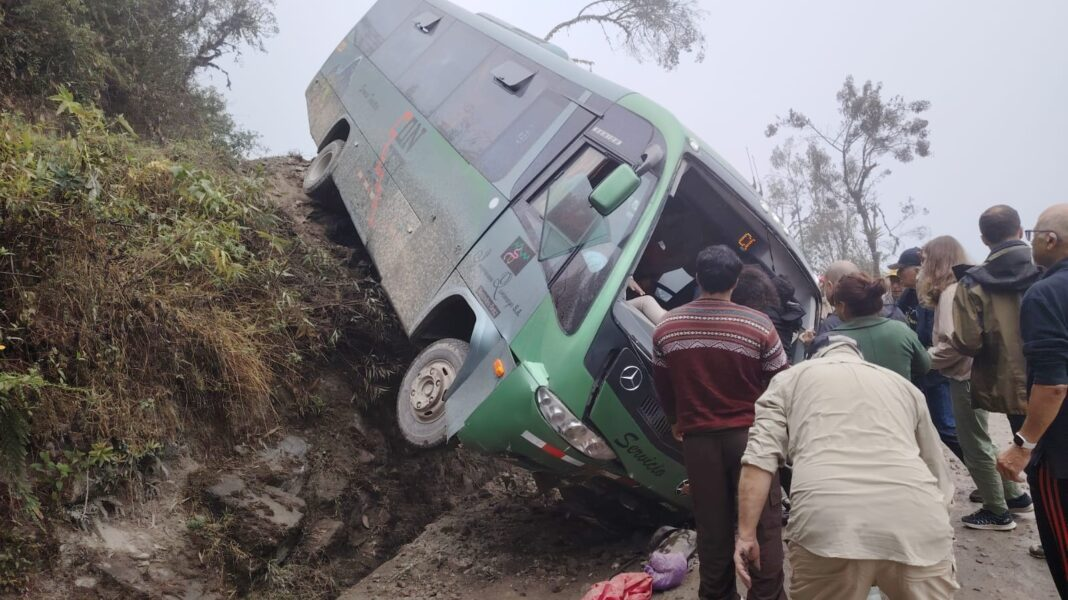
[{"x1": 619, "y1": 365, "x2": 643, "y2": 391}]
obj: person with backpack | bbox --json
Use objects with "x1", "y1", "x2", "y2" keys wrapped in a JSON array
[{"x1": 951, "y1": 205, "x2": 1037, "y2": 529}]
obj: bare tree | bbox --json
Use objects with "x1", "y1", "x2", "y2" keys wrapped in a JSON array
[
  {"x1": 545, "y1": 0, "x2": 706, "y2": 71},
  {"x1": 766, "y1": 138, "x2": 867, "y2": 272},
  {"x1": 766, "y1": 76, "x2": 931, "y2": 274}
]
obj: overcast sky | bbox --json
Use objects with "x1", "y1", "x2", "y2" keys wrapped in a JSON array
[{"x1": 206, "y1": 0, "x2": 1068, "y2": 265}]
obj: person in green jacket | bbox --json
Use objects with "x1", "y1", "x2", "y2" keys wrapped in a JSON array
[{"x1": 830, "y1": 272, "x2": 931, "y2": 381}]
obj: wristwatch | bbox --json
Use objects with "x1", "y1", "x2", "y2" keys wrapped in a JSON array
[{"x1": 1013, "y1": 432, "x2": 1038, "y2": 451}]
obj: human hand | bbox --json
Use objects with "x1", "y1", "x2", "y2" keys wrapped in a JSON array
[
  {"x1": 733, "y1": 534, "x2": 761, "y2": 589},
  {"x1": 627, "y1": 276, "x2": 646, "y2": 296},
  {"x1": 671, "y1": 423, "x2": 683, "y2": 442},
  {"x1": 799, "y1": 330, "x2": 815, "y2": 346},
  {"x1": 997, "y1": 445, "x2": 1030, "y2": 483}
]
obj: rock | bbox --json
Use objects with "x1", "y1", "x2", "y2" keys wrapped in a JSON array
[
  {"x1": 308, "y1": 470, "x2": 348, "y2": 503},
  {"x1": 277, "y1": 435, "x2": 309, "y2": 459},
  {"x1": 93, "y1": 520, "x2": 153, "y2": 560},
  {"x1": 299, "y1": 518, "x2": 345, "y2": 557},
  {"x1": 348, "y1": 528, "x2": 370, "y2": 548},
  {"x1": 203, "y1": 473, "x2": 306, "y2": 559},
  {"x1": 350, "y1": 412, "x2": 372, "y2": 438},
  {"x1": 95, "y1": 558, "x2": 153, "y2": 599},
  {"x1": 355, "y1": 448, "x2": 376, "y2": 465},
  {"x1": 74, "y1": 576, "x2": 98, "y2": 589}
]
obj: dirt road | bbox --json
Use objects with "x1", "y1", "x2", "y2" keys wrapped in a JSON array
[{"x1": 341, "y1": 416, "x2": 1058, "y2": 600}]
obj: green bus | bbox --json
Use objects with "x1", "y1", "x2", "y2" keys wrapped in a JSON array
[{"x1": 304, "y1": 0, "x2": 820, "y2": 512}]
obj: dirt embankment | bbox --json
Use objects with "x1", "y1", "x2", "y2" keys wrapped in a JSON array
[{"x1": 7, "y1": 156, "x2": 499, "y2": 599}]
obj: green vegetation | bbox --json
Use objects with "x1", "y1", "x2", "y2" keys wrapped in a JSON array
[
  {"x1": 0, "y1": 93, "x2": 400, "y2": 530},
  {"x1": 0, "y1": 0, "x2": 277, "y2": 156}
]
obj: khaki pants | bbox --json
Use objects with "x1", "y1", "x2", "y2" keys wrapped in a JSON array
[{"x1": 789, "y1": 544, "x2": 959, "y2": 600}]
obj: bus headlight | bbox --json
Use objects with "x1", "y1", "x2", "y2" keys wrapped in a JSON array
[{"x1": 535, "y1": 387, "x2": 617, "y2": 461}]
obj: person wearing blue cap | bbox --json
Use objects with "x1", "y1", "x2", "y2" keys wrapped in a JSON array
[{"x1": 891, "y1": 247, "x2": 967, "y2": 466}]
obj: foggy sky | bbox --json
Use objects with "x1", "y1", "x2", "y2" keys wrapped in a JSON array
[{"x1": 205, "y1": 0, "x2": 1068, "y2": 266}]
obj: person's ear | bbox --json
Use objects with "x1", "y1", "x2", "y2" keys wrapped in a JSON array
[{"x1": 1017, "y1": 227, "x2": 1025, "y2": 240}]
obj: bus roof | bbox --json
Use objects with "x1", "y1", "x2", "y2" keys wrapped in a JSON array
[{"x1": 429, "y1": 0, "x2": 633, "y2": 103}]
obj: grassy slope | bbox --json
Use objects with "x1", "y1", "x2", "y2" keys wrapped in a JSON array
[{"x1": 0, "y1": 95, "x2": 403, "y2": 587}]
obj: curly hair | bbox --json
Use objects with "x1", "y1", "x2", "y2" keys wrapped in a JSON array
[{"x1": 732, "y1": 265, "x2": 779, "y2": 310}]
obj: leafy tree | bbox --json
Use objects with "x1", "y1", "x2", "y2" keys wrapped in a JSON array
[
  {"x1": 545, "y1": 0, "x2": 706, "y2": 71},
  {"x1": 0, "y1": 0, "x2": 277, "y2": 156},
  {"x1": 765, "y1": 76, "x2": 931, "y2": 274},
  {"x1": 181, "y1": 0, "x2": 278, "y2": 85}
]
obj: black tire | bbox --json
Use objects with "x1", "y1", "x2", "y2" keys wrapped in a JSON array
[
  {"x1": 303, "y1": 139, "x2": 345, "y2": 201},
  {"x1": 397, "y1": 338, "x2": 469, "y2": 448}
]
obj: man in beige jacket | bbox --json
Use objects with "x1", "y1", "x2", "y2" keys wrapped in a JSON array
[{"x1": 734, "y1": 336, "x2": 958, "y2": 599}]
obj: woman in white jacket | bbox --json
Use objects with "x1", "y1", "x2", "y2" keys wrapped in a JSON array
[{"x1": 922, "y1": 235, "x2": 1029, "y2": 531}]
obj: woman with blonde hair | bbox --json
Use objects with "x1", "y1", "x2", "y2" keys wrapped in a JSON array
[{"x1": 924, "y1": 235, "x2": 1030, "y2": 530}]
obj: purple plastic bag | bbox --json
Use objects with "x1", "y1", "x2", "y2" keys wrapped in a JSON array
[{"x1": 643, "y1": 551, "x2": 688, "y2": 591}]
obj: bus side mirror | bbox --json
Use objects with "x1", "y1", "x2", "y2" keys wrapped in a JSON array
[{"x1": 589, "y1": 165, "x2": 640, "y2": 216}]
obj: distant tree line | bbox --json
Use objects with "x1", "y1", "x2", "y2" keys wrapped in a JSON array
[{"x1": 0, "y1": 0, "x2": 277, "y2": 156}]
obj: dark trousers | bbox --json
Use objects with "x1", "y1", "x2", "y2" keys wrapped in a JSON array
[
  {"x1": 923, "y1": 378, "x2": 966, "y2": 463},
  {"x1": 683, "y1": 430, "x2": 786, "y2": 600},
  {"x1": 1029, "y1": 459, "x2": 1068, "y2": 598}
]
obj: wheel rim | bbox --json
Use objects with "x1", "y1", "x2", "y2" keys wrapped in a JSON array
[
  {"x1": 308, "y1": 149, "x2": 334, "y2": 182},
  {"x1": 408, "y1": 358, "x2": 456, "y2": 423}
]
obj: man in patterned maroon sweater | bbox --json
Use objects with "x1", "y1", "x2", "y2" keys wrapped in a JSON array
[{"x1": 654, "y1": 245, "x2": 789, "y2": 600}]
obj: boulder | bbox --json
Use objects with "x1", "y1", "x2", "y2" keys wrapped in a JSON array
[{"x1": 203, "y1": 473, "x2": 306, "y2": 559}]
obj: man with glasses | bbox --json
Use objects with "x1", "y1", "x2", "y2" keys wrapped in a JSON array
[
  {"x1": 998, "y1": 204, "x2": 1068, "y2": 596},
  {"x1": 951, "y1": 205, "x2": 1038, "y2": 530}
]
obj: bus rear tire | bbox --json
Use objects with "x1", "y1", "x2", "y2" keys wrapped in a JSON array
[
  {"x1": 303, "y1": 139, "x2": 345, "y2": 202},
  {"x1": 397, "y1": 338, "x2": 469, "y2": 448}
]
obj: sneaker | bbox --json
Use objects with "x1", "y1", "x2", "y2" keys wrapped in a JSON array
[
  {"x1": 1029, "y1": 544, "x2": 1045, "y2": 559},
  {"x1": 1008, "y1": 493, "x2": 1034, "y2": 514},
  {"x1": 962, "y1": 509, "x2": 1017, "y2": 531},
  {"x1": 969, "y1": 489, "x2": 982, "y2": 503}
]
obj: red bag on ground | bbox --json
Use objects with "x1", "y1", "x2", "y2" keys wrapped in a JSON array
[{"x1": 580, "y1": 572, "x2": 653, "y2": 600}]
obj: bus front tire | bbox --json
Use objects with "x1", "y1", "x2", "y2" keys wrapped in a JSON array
[{"x1": 396, "y1": 338, "x2": 469, "y2": 448}]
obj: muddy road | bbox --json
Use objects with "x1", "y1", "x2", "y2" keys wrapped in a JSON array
[{"x1": 340, "y1": 415, "x2": 1058, "y2": 600}]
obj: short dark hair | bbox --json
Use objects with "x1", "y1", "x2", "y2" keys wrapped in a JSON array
[
  {"x1": 834, "y1": 273, "x2": 887, "y2": 317},
  {"x1": 772, "y1": 275, "x2": 796, "y2": 310},
  {"x1": 732, "y1": 265, "x2": 779, "y2": 310},
  {"x1": 695, "y1": 245, "x2": 743, "y2": 294},
  {"x1": 979, "y1": 205, "x2": 1021, "y2": 244}
]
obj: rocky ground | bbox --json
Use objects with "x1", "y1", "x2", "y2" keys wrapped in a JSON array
[{"x1": 7, "y1": 157, "x2": 1060, "y2": 600}]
